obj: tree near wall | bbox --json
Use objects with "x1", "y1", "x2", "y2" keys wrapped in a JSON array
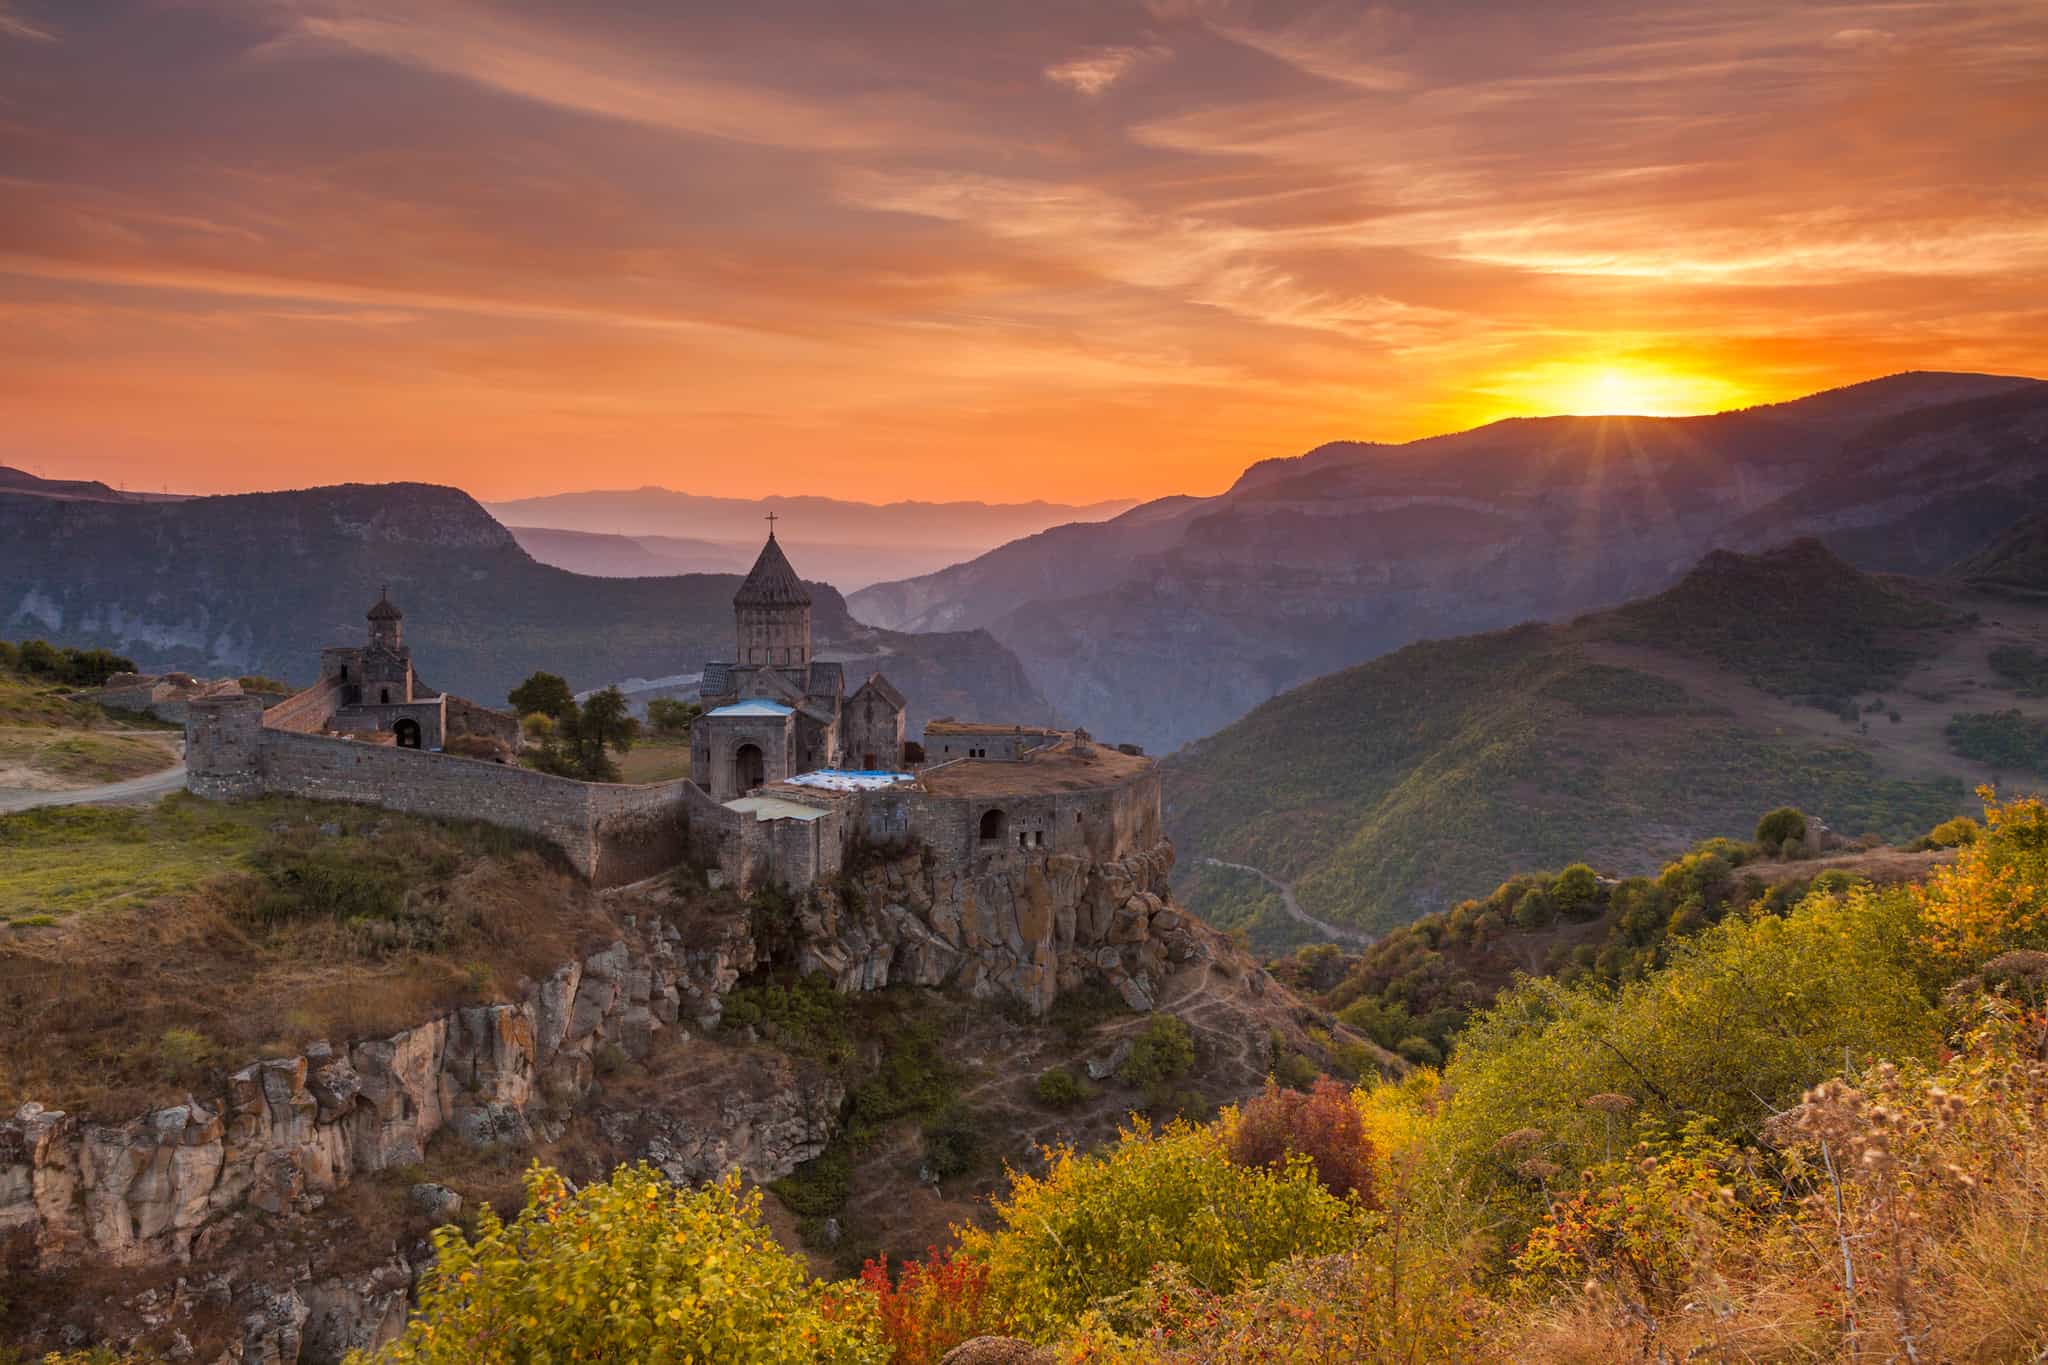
[
  {"x1": 646, "y1": 697, "x2": 701, "y2": 738},
  {"x1": 507, "y1": 670, "x2": 575, "y2": 721}
]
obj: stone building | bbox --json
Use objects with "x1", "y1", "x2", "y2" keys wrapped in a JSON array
[
  {"x1": 186, "y1": 529, "x2": 1159, "y2": 914},
  {"x1": 691, "y1": 529, "x2": 909, "y2": 799}
]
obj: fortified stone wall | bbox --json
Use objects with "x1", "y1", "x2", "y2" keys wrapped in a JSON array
[
  {"x1": 254, "y1": 677, "x2": 343, "y2": 735},
  {"x1": 189, "y1": 697, "x2": 699, "y2": 886},
  {"x1": 857, "y1": 766, "x2": 1162, "y2": 869},
  {"x1": 443, "y1": 693, "x2": 521, "y2": 749}
]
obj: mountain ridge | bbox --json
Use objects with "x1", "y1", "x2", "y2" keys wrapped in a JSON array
[
  {"x1": 1163, "y1": 536, "x2": 2043, "y2": 945},
  {"x1": 853, "y1": 371, "x2": 2048, "y2": 751},
  {"x1": 0, "y1": 482, "x2": 1050, "y2": 734}
]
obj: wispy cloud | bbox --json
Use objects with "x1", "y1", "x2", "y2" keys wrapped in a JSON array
[
  {"x1": 0, "y1": 2, "x2": 53, "y2": 42},
  {"x1": 1043, "y1": 45, "x2": 1170, "y2": 96},
  {"x1": 1, "y1": 0, "x2": 2042, "y2": 500}
]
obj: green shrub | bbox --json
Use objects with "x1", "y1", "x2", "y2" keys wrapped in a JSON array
[
  {"x1": 1034, "y1": 1066, "x2": 1091, "y2": 1109},
  {"x1": 920, "y1": 1102, "x2": 983, "y2": 1180},
  {"x1": 1550, "y1": 863, "x2": 1601, "y2": 921},
  {"x1": 1395, "y1": 1035, "x2": 1442, "y2": 1067},
  {"x1": 1118, "y1": 1015, "x2": 1195, "y2": 1090},
  {"x1": 1754, "y1": 806, "x2": 1807, "y2": 849},
  {"x1": 1441, "y1": 880, "x2": 1938, "y2": 1192},
  {"x1": 1511, "y1": 887, "x2": 1554, "y2": 929},
  {"x1": 1945, "y1": 710, "x2": 2048, "y2": 773}
]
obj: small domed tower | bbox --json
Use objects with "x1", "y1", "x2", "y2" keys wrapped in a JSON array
[
  {"x1": 367, "y1": 585, "x2": 404, "y2": 652},
  {"x1": 734, "y1": 526, "x2": 811, "y2": 669}
]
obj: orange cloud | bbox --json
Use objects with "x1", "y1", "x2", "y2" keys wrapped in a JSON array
[{"x1": 0, "y1": 0, "x2": 2041, "y2": 502}]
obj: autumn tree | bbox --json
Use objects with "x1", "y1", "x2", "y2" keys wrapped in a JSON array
[{"x1": 352, "y1": 1164, "x2": 883, "y2": 1364}]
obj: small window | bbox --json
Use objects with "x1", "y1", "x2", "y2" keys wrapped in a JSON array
[
  {"x1": 1033, "y1": 830, "x2": 1044, "y2": 847},
  {"x1": 380, "y1": 688, "x2": 391, "y2": 704}
]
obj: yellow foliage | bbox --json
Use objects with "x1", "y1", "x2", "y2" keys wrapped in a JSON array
[
  {"x1": 956, "y1": 1119, "x2": 1366, "y2": 1341},
  {"x1": 1914, "y1": 789, "x2": 2048, "y2": 972},
  {"x1": 350, "y1": 1163, "x2": 882, "y2": 1364}
]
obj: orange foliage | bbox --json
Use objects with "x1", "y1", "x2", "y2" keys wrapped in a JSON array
[{"x1": 1227, "y1": 1077, "x2": 1377, "y2": 1205}]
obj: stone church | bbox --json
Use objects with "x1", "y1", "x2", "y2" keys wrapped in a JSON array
[{"x1": 691, "y1": 529, "x2": 907, "y2": 799}]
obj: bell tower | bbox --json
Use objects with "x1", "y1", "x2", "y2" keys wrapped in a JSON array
[{"x1": 733, "y1": 519, "x2": 812, "y2": 669}]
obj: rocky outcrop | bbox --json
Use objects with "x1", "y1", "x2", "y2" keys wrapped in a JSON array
[
  {"x1": 595, "y1": 1049, "x2": 843, "y2": 1187},
  {"x1": 798, "y1": 840, "x2": 1202, "y2": 1015},
  {"x1": 0, "y1": 909, "x2": 756, "y2": 1273},
  {"x1": 0, "y1": 840, "x2": 1211, "y2": 1360}
]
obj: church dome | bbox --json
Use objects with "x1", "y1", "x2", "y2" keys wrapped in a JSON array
[
  {"x1": 367, "y1": 587, "x2": 403, "y2": 621},
  {"x1": 734, "y1": 533, "x2": 811, "y2": 608}
]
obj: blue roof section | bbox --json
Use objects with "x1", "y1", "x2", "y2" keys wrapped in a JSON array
[
  {"x1": 707, "y1": 700, "x2": 794, "y2": 718},
  {"x1": 785, "y1": 769, "x2": 917, "y2": 792}
]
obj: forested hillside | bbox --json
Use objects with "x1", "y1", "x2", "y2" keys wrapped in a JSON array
[{"x1": 1164, "y1": 540, "x2": 2039, "y2": 942}]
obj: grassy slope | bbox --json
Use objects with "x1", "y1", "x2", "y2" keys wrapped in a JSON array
[
  {"x1": 0, "y1": 672, "x2": 180, "y2": 789},
  {"x1": 1167, "y1": 543, "x2": 1979, "y2": 941},
  {"x1": 0, "y1": 794, "x2": 641, "y2": 1116}
]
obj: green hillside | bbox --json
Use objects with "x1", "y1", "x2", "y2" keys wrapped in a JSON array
[
  {"x1": 1956, "y1": 506, "x2": 2048, "y2": 596},
  {"x1": 1166, "y1": 542, "x2": 1985, "y2": 942}
]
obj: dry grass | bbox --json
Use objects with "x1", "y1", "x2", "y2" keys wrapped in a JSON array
[
  {"x1": 0, "y1": 799, "x2": 632, "y2": 1118},
  {"x1": 615, "y1": 736, "x2": 695, "y2": 784}
]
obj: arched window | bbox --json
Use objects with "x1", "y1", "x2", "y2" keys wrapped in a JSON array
[
  {"x1": 380, "y1": 688, "x2": 391, "y2": 705},
  {"x1": 978, "y1": 808, "x2": 1006, "y2": 843}
]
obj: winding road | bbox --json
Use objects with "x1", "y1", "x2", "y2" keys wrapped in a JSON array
[{"x1": 1200, "y1": 856, "x2": 1374, "y2": 947}]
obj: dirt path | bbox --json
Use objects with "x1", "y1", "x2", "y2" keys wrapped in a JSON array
[
  {"x1": 0, "y1": 749, "x2": 187, "y2": 813},
  {"x1": 1200, "y1": 856, "x2": 1373, "y2": 947}
]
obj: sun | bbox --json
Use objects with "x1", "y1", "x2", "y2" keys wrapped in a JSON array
[
  {"x1": 1463, "y1": 357, "x2": 1761, "y2": 424},
  {"x1": 1554, "y1": 365, "x2": 1702, "y2": 416}
]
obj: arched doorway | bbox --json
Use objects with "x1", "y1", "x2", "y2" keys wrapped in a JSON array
[
  {"x1": 978, "y1": 808, "x2": 1006, "y2": 844},
  {"x1": 393, "y1": 718, "x2": 422, "y2": 749},
  {"x1": 733, "y1": 743, "x2": 766, "y2": 793}
]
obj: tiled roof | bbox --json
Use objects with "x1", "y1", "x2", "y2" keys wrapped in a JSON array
[
  {"x1": 366, "y1": 586, "x2": 403, "y2": 621},
  {"x1": 733, "y1": 534, "x2": 811, "y2": 607},
  {"x1": 807, "y1": 661, "x2": 845, "y2": 696},
  {"x1": 852, "y1": 673, "x2": 906, "y2": 709}
]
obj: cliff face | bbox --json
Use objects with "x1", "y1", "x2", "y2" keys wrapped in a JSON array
[
  {"x1": 800, "y1": 840, "x2": 1196, "y2": 1016},
  {"x1": 0, "y1": 482, "x2": 1052, "y2": 729},
  {"x1": 1, "y1": 834, "x2": 1204, "y2": 1360},
  {"x1": 850, "y1": 375, "x2": 2048, "y2": 752}
]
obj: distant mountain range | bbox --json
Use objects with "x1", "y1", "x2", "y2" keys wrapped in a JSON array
[
  {"x1": 851, "y1": 372, "x2": 2048, "y2": 752},
  {"x1": 0, "y1": 478, "x2": 1050, "y2": 733},
  {"x1": 488, "y1": 488, "x2": 1140, "y2": 592},
  {"x1": 1165, "y1": 537, "x2": 2046, "y2": 947}
]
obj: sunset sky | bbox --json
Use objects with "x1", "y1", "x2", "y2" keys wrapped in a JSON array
[{"x1": 3, "y1": 1, "x2": 2045, "y2": 502}]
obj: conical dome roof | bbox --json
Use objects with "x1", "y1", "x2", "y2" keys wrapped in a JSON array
[
  {"x1": 734, "y1": 533, "x2": 811, "y2": 607},
  {"x1": 367, "y1": 586, "x2": 403, "y2": 621}
]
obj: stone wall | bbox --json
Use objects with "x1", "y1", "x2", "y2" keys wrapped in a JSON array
[
  {"x1": 255, "y1": 677, "x2": 343, "y2": 735},
  {"x1": 858, "y1": 767, "x2": 1162, "y2": 871},
  {"x1": 190, "y1": 697, "x2": 698, "y2": 885}
]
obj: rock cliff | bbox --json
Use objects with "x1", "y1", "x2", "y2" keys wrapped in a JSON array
[
  {"x1": 800, "y1": 841, "x2": 1198, "y2": 1015},
  {"x1": 2, "y1": 837, "x2": 1207, "y2": 1360}
]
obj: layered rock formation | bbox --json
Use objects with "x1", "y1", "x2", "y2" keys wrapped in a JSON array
[
  {"x1": 798, "y1": 840, "x2": 1199, "y2": 1014},
  {"x1": 2, "y1": 837, "x2": 1207, "y2": 1360},
  {"x1": 0, "y1": 910, "x2": 758, "y2": 1272}
]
